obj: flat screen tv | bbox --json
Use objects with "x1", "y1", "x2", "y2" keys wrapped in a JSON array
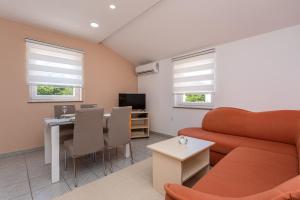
[{"x1": 119, "y1": 93, "x2": 146, "y2": 110}]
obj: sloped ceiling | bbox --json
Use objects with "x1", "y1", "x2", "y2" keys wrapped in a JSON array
[
  {"x1": 103, "y1": 0, "x2": 300, "y2": 65},
  {"x1": 0, "y1": 0, "x2": 161, "y2": 42},
  {"x1": 0, "y1": 0, "x2": 299, "y2": 65}
]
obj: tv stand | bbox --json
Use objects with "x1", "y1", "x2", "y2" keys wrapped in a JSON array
[{"x1": 130, "y1": 111, "x2": 149, "y2": 138}]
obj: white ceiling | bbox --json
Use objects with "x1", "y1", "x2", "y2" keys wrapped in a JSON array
[
  {"x1": 0, "y1": 0, "x2": 300, "y2": 65},
  {"x1": 0, "y1": 0, "x2": 160, "y2": 42},
  {"x1": 103, "y1": 0, "x2": 300, "y2": 64}
]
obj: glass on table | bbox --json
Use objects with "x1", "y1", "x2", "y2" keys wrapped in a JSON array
[{"x1": 61, "y1": 106, "x2": 68, "y2": 118}]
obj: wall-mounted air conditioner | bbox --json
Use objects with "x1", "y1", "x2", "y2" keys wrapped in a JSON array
[{"x1": 135, "y1": 62, "x2": 159, "y2": 76}]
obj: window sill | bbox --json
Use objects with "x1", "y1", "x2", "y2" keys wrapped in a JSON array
[{"x1": 173, "y1": 106, "x2": 214, "y2": 110}]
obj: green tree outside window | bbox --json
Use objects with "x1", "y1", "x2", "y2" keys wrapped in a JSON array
[
  {"x1": 37, "y1": 85, "x2": 74, "y2": 96},
  {"x1": 185, "y1": 93, "x2": 205, "y2": 103}
]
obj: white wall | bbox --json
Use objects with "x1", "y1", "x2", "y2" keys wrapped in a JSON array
[{"x1": 138, "y1": 25, "x2": 300, "y2": 136}]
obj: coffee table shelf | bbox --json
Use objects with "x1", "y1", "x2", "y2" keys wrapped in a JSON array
[{"x1": 147, "y1": 136, "x2": 215, "y2": 194}]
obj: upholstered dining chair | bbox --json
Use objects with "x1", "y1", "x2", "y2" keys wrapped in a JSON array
[
  {"x1": 54, "y1": 105, "x2": 76, "y2": 142},
  {"x1": 79, "y1": 104, "x2": 101, "y2": 136},
  {"x1": 64, "y1": 108, "x2": 106, "y2": 187},
  {"x1": 104, "y1": 107, "x2": 133, "y2": 172}
]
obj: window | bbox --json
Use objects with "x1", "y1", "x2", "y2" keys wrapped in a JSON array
[
  {"x1": 173, "y1": 49, "x2": 215, "y2": 108},
  {"x1": 26, "y1": 39, "x2": 84, "y2": 102}
]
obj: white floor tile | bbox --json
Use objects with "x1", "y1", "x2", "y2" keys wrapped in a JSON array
[
  {"x1": 32, "y1": 182, "x2": 69, "y2": 200},
  {"x1": 0, "y1": 180, "x2": 30, "y2": 200},
  {"x1": 0, "y1": 132, "x2": 169, "y2": 200}
]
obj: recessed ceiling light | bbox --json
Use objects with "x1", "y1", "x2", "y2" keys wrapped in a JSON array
[
  {"x1": 90, "y1": 22, "x2": 99, "y2": 28},
  {"x1": 109, "y1": 4, "x2": 116, "y2": 9}
]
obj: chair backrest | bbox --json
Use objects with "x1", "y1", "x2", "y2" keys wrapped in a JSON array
[
  {"x1": 54, "y1": 105, "x2": 76, "y2": 118},
  {"x1": 107, "y1": 107, "x2": 132, "y2": 147},
  {"x1": 73, "y1": 108, "x2": 105, "y2": 156},
  {"x1": 80, "y1": 104, "x2": 97, "y2": 109},
  {"x1": 202, "y1": 107, "x2": 300, "y2": 145}
]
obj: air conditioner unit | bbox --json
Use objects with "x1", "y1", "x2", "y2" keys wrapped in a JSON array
[{"x1": 135, "y1": 62, "x2": 159, "y2": 76}]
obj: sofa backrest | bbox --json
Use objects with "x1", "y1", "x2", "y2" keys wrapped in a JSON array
[{"x1": 202, "y1": 107, "x2": 300, "y2": 145}]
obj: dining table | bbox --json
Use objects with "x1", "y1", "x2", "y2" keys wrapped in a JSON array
[{"x1": 43, "y1": 113, "x2": 131, "y2": 183}]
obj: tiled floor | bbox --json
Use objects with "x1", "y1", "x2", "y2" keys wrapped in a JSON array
[{"x1": 0, "y1": 132, "x2": 170, "y2": 200}]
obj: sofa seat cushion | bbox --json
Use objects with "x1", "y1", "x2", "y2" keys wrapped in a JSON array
[
  {"x1": 165, "y1": 176, "x2": 300, "y2": 200},
  {"x1": 179, "y1": 128, "x2": 298, "y2": 157},
  {"x1": 179, "y1": 128, "x2": 243, "y2": 154},
  {"x1": 192, "y1": 147, "x2": 299, "y2": 198}
]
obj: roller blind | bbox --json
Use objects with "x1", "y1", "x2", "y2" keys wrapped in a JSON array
[
  {"x1": 26, "y1": 40, "x2": 84, "y2": 87},
  {"x1": 173, "y1": 50, "x2": 215, "y2": 94}
]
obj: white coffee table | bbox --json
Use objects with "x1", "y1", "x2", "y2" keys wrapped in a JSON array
[{"x1": 147, "y1": 136, "x2": 215, "y2": 194}]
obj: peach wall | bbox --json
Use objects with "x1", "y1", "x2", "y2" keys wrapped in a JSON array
[{"x1": 0, "y1": 17, "x2": 137, "y2": 154}]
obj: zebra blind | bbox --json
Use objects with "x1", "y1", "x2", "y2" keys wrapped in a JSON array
[
  {"x1": 26, "y1": 40, "x2": 84, "y2": 87},
  {"x1": 173, "y1": 50, "x2": 215, "y2": 94}
]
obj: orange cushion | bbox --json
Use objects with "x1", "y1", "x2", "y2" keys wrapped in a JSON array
[
  {"x1": 165, "y1": 176, "x2": 300, "y2": 200},
  {"x1": 165, "y1": 184, "x2": 234, "y2": 200},
  {"x1": 193, "y1": 147, "x2": 299, "y2": 198},
  {"x1": 272, "y1": 190, "x2": 300, "y2": 200},
  {"x1": 179, "y1": 128, "x2": 243, "y2": 154},
  {"x1": 202, "y1": 108, "x2": 300, "y2": 145},
  {"x1": 273, "y1": 175, "x2": 300, "y2": 193},
  {"x1": 241, "y1": 138, "x2": 298, "y2": 157},
  {"x1": 179, "y1": 128, "x2": 298, "y2": 157}
]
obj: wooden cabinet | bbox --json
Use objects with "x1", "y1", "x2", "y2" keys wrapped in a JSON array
[{"x1": 130, "y1": 111, "x2": 149, "y2": 138}]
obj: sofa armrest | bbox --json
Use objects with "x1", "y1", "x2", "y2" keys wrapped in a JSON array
[
  {"x1": 165, "y1": 184, "x2": 235, "y2": 200},
  {"x1": 165, "y1": 176, "x2": 300, "y2": 200}
]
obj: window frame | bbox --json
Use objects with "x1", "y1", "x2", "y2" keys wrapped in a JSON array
[
  {"x1": 28, "y1": 85, "x2": 83, "y2": 102},
  {"x1": 26, "y1": 39, "x2": 84, "y2": 103},
  {"x1": 173, "y1": 92, "x2": 215, "y2": 109}
]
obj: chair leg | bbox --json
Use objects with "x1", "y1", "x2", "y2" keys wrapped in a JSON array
[
  {"x1": 115, "y1": 146, "x2": 118, "y2": 159},
  {"x1": 108, "y1": 149, "x2": 113, "y2": 173},
  {"x1": 64, "y1": 151, "x2": 67, "y2": 170},
  {"x1": 102, "y1": 150, "x2": 107, "y2": 176},
  {"x1": 129, "y1": 142, "x2": 134, "y2": 164},
  {"x1": 73, "y1": 158, "x2": 78, "y2": 187}
]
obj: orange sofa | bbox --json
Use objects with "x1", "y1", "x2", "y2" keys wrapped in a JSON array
[{"x1": 165, "y1": 107, "x2": 300, "y2": 200}]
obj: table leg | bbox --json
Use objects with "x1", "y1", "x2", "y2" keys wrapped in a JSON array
[
  {"x1": 152, "y1": 151, "x2": 181, "y2": 194},
  {"x1": 44, "y1": 122, "x2": 51, "y2": 164},
  {"x1": 51, "y1": 125, "x2": 60, "y2": 183}
]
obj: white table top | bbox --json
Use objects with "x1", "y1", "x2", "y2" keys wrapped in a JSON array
[
  {"x1": 44, "y1": 113, "x2": 111, "y2": 126},
  {"x1": 147, "y1": 136, "x2": 215, "y2": 161}
]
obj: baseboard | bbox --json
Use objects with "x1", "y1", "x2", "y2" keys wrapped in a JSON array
[
  {"x1": 0, "y1": 146, "x2": 43, "y2": 159},
  {"x1": 0, "y1": 132, "x2": 172, "y2": 159},
  {"x1": 150, "y1": 131, "x2": 173, "y2": 138}
]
